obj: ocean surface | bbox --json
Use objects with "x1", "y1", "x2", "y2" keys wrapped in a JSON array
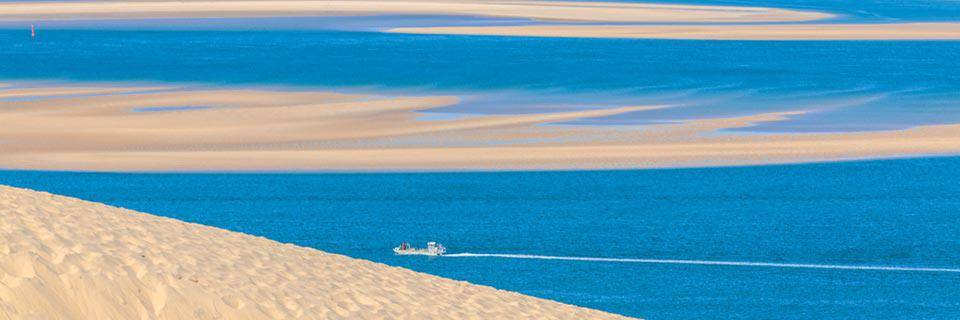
[
  {"x1": 2, "y1": 0, "x2": 960, "y2": 133},
  {"x1": 3, "y1": 157, "x2": 960, "y2": 319}
]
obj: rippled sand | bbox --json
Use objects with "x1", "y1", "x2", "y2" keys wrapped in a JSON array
[
  {"x1": 2, "y1": 83, "x2": 960, "y2": 171},
  {"x1": 0, "y1": 185, "x2": 633, "y2": 319}
]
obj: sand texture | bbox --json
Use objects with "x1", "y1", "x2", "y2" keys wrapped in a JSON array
[
  {"x1": 392, "y1": 22, "x2": 960, "y2": 40},
  {"x1": 2, "y1": 83, "x2": 960, "y2": 171},
  {"x1": 0, "y1": 0, "x2": 828, "y2": 23},
  {"x1": 3, "y1": 0, "x2": 957, "y2": 40},
  {"x1": 0, "y1": 185, "x2": 633, "y2": 319}
]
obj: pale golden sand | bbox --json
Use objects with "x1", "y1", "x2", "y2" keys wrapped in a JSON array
[
  {"x1": 0, "y1": 185, "x2": 633, "y2": 319},
  {"x1": 392, "y1": 22, "x2": 960, "y2": 40},
  {"x1": 2, "y1": 83, "x2": 960, "y2": 171},
  {"x1": 3, "y1": 0, "x2": 958, "y2": 40},
  {"x1": 0, "y1": 0, "x2": 829, "y2": 23}
]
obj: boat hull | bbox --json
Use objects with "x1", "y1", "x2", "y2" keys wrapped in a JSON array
[
  {"x1": 393, "y1": 242, "x2": 446, "y2": 256},
  {"x1": 393, "y1": 248, "x2": 442, "y2": 256}
]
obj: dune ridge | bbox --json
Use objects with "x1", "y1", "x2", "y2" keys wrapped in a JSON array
[{"x1": 0, "y1": 185, "x2": 633, "y2": 319}]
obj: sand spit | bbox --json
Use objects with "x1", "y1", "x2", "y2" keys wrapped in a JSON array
[
  {"x1": 0, "y1": 185, "x2": 633, "y2": 319},
  {"x1": 3, "y1": 0, "x2": 954, "y2": 40},
  {"x1": 2, "y1": 0, "x2": 956, "y2": 40},
  {"x1": 0, "y1": 86, "x2": 960, "y2": 171},
  {"x1": 2, "y1": 83, "x2": 960, "y2": 171},
  {"x1": 392, "y1": 22, "x2": 960, "y2": 41},
  {"x1": 0, "y1": 0, "x2": 828, "y2": 23}
]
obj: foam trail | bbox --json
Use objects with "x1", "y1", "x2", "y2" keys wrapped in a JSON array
[{"x1": 443, "y1": 253, "x2": 960, "y2": 273}]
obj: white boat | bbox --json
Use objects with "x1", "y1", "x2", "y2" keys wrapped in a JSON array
[{"x1": 393, "y1": 241, "x2": 446, "y2": 256}]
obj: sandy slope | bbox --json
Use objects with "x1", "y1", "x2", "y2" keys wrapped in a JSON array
[
  {"x1": 0, "y1": 185, "x2": 633, "y2": 319},
  {"x1": 392, "y1": 22, "x2": 960, "y2": 40},
  {"x1": 2, "y1": 83, "x2": 960, "y2": 171}
]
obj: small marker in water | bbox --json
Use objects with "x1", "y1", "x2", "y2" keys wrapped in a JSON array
[{"x1": 30, "y1": 24, "x2": 36, "y2": 39}]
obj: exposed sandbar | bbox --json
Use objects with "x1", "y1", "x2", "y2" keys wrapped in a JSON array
[
  {"x1": 5, "y1": 1, "x2": 957, "y2": 40},
  {"x1": 2, "y1": 83, "x2": 960, "y2": 171},
  {"x1": 0, "y1": 185, "x2": 633, "y2": 319},
  {"x1": 6, "y1": 1, "x2": 954, "y2": 40},
  {"x1": 391, "y1": 22, "x2": 960, "y2": 40},
  {"x1": 0, "y1": 0, "x2": 830, "y2": 23}
]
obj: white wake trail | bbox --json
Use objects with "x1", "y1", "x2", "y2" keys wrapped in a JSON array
[{"x1": 443, "y1": 253, "x2": 960, "y2": 273}]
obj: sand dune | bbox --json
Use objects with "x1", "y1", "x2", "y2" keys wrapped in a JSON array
[
  {"x1": 2, "y1": 83, "x2": 960, "y2": 171},
  {"x1": 0, "y1": 0, "x2": 828, "y2": 23},
  {"x1": 0, "y1": 185, "x2": 632, "y2": 319},
  {"x1": 392, "y1": 22, "x2": 960, "y2": 40}
]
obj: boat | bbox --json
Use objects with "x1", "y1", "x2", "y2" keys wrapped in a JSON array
[{"x1": 393, "y1": 241, "x2": 446, "y2": 256}]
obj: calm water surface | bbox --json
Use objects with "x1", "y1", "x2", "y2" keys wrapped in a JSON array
[
  {"x1": 2, "y1": 0, "x2": 959, "y2": 133},
  {"x1": 3, "y1": 157, "x2": 960, "y2": 319},
  {"x1": 2, "y1": 29, "x2": 960, "y2": 132}
]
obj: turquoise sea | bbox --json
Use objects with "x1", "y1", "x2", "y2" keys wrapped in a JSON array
[
  {"x1": 3, "y1": 0, "x2": 960, "y2": 132},
  {"x1": 4, "y1": 28, "x2": 960, "y2": 132},
  {"x1": 2, "y1": 0, "x2": 960, "y2": 318}
]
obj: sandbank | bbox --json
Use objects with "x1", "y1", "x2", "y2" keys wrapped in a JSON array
[
  {"x1": 0, "y1": 185, "x2": 632, "y2": 319},
  {"x1": 2, "y1": 83, "x2": 960, "y2": 171},
  {"x1": 391, "y1": 22, "x2": 960, "y2": 40},
  {"x1": 0, "y1": 0, "x2": 829, "y2": 23},
  {"x1": 3, "y1": 1, "x2": 955, "y2": 40}
]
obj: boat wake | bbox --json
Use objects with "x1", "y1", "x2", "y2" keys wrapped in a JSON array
[{"x1": 443, "y1": 253, "x2": 960, "y2": 273}]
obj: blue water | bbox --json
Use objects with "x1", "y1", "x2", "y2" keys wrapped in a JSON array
[
  {"x1": 3, "y1": 157, "x2": 960, "y2": 319},
  {"x1": 2, "y1": 29, "x2": 960, "y2": 132}
]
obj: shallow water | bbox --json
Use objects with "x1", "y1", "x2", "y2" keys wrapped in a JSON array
[
  {"x1": 2, "y1": 29, "x2": 959, "y2": 132},
  {"x1": 3, "y1": 157, "x2": 960, "y2": 319}
]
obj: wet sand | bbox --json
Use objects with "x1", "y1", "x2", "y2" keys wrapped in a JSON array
[
  {"x1": 2, "y1": 83, "x2": 959, "y2": 171},
  {"x1": 0, "y1": 184, "x2": 633, "y2": 319}
]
